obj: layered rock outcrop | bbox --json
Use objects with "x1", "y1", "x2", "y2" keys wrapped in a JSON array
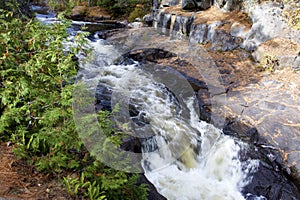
[
  {"x1": 152, "y1": 1, "x2": 300, "y2": 69},
  {"x1": 146, "y1": 0, "x2": 300, "y2": 189}
]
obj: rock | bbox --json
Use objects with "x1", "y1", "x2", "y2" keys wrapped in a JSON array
[
  {"x1": 121, "y1": 48, "x2": 177, "y2": 64},
  {"x1": 135, "y1": 18, "x2": 142, "y2": 22},
  {"x1": 95, "y1": 84, "x2": 112, "y2": 112},
  {"x1": 252, "y1": 38, "x2": 300, "y2": 71},
  {"x1": 128, "y1": 22, "x2": 143, "y2": 29},
  {"x1": 182, "y1": 0, "x2": 212, "y2": 10},
  {"x1": 190, "y1": 21, "x2": 242, "y2": 51},
  {"x1": 143, "y1": 14, "x2": 154, "y2": 26},
  {"x1": 70, "y1": 6, "x2": 87, "y2": 20},
  {"x1": 30, "y1": 5, "x2": 49, "y2": 15},
  {"x1": 138, "y1": 174, "x2": 167, "y2": 200},
  {"x1": 229, "y1": 21, "x2": 248, "y2": 38},
  {"x1": 160, "y1": 0, "x2": 180, "y2": 7},
  {"x1": 71, "y1": 21, "x2": 126, "y2": 39},
  {"x1": 94, "y1": 34, "x2": 300, "y2": 196},
  {"x1": 96, "y1": 29, "x2": 126, "y2": 40},
  {"x1": 215, "y1": 0, "x2": 242, "y2": 11},
  {"x1": 171, "y1": 15, "x2": 194, "y2": 38},
  {"x1": 222, "y1": 118, "x2": 300, "y2": 200},
  {"x1": 220, "y1": 66, "x2": 300, "y2": 188},
  {"x1": 195, "y1": 0, "x2": 212, "y2": 10},
  {"x1": 182, "y1": 0, "x2": 197, "y2": 10},
  {"x1": 157, "y1": 6, "x2": 251, "y2": 51},
  {"x1": 242, "y1": 2, "x2": 300, "y2": 51}
]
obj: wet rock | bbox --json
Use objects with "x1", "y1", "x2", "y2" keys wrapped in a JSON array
[
  {"x1": 138, "y1": 174, "x2": 167, "y2": 200},
  {"x1": 120, "y1": 136, "x2": 142, "y2": 153},
  {"x1": 156, "y1": 6, "x2": 249, "y2": 51},
  {"x1": 72, "y1": 21, "x2": 125, "y2": 37},
  {"x1": 96, "y1": 28, "x2": 126, "y2": 40},
  {"x1": 121, "y1": 48, "x2": 177, "y2": 64},
  {"x1": 241, "y1": 144, "x2": 300, "y2": 200},
  {"x1": 30, "y1": 5, "x2": 49, "y2": 15},
  {"x1": 222, "y1": 119, "x2": 300, "y2": 199},
  {"x1": 95, "y1": 84, "x2": 112, "y2": 112}
]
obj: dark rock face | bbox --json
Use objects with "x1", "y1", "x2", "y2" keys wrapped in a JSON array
[
  {"x1": 223, "y1": 119, "x2": 300, "y2": 199},
  {"x1": 182, "y1": 0, "x2": 212, "y2": 10},
  {"x1": 95, "y1": 28, "x2": 126, "y2": 40},
  {"x1": 182, "y1": 0, "x2": 197, "y2": 10},
  {"x1": 190, "y1": 22, "x2": 242, "y2": 51},
  {"x1": 138, "y1": 174, "x2": 167, "y2": 200},
  {"x1": 120, "y1": 48, "x2": 177, "y2": 64},
  {"x1": 195, "y1": 0, "x2": 212, "y2": 10},
  {"x1": 143, "y1": 14, "x2": 154, "y2": 27},
  {"x1": 154, "y1": 9, "x2": 244, "y2": 51},
  {"x1": 71, "y1": 22, "x2": 126, "y2": 36}
]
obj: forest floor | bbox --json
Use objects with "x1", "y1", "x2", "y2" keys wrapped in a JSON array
[{"x1": 0, "y1": 142, "x2": 71, "y2": 200}]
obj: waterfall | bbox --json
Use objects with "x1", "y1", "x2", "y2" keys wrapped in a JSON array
[{"x1": 79, "y1": 38, "x2": 260, "y2": 199}]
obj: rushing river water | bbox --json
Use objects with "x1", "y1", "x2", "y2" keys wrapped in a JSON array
[
  {"x1": 76, "y1": 38, "x2": 263, "y2": 199},
  {"x1": 33, "y1": 6, "x2": 297, "y2": 200}
]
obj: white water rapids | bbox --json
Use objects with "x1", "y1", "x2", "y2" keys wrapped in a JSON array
[{"x1": 78, "y1": 38, "x2": 261, "y2": 200}]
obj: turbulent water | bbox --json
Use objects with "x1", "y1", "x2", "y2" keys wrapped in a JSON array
[
  {"x1": 79, "y1": 38, "x2": 260, "y2": 200},
  {"x1": 35, "y1": 10, "x2": 262, "y2": 199}
]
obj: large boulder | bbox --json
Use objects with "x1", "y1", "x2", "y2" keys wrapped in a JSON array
[{"x1": 242, "y1": 2, "x2": 300, "y2": 51}]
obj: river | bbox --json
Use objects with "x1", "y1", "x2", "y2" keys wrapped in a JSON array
[{"x1": 33, "y1": 5, "x2": 299, "y2": 200}]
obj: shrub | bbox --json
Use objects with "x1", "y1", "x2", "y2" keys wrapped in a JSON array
[{"x1": 0, "y1": 2, "x2": 148, "y2": 199}]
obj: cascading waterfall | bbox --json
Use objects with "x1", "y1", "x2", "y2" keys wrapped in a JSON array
[{"x1": 79, "y1": 38, "x2": 260, "y2": 200}]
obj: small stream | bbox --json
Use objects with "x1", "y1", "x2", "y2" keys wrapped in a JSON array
[{"x1": 33, "y1": 5, "x2": 299, "y2": 200}]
